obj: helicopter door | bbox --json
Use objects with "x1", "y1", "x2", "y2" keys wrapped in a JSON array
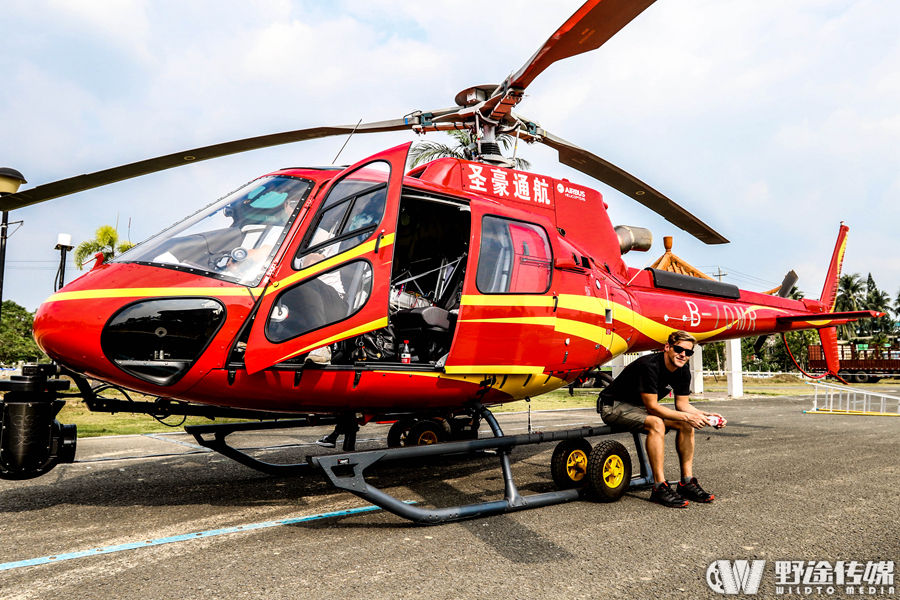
[
  {"x1": 443, "y1": 203, "x2": 556, "y2": 375},
  {"x1": 243, "y1": 142, "x2": 410, "y2": 374}
]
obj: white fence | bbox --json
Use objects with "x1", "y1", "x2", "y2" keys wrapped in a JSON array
[
  {"x1": 702, "y1": 370, "x2": 814, "y2": 380},
  {"x1": 805, "y1": 381, "x2": 900, "y2": 416}
]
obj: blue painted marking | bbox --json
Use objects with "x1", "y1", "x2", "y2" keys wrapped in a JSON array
[{"x1": 0, "y1": 503, "x2": 409, "y2": 571}]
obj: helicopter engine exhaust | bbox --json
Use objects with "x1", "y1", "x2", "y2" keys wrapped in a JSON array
[
  {"x1": 0, "y1": 365, "x2": 77, "y2": 480},
  {"x1": 615, "y1": 225, "x2": 653, "y2": 255}
]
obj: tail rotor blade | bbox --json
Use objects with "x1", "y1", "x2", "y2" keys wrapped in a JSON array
[
  {"x1": 539, "y1": 130, "x2": 728, "y2": 245},
  {"x1": 0, "y1": 118, "x2": 413, "y2": 211}
]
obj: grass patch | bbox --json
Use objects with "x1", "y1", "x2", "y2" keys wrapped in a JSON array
[
  {"x1": 58, "y1": 384, "x2": 247, "y2": 438},
  {"x1": 490, "y1": 388, "x2": 599, "y2": 413},
  {"x1": 59, "y1": 399, "x2": 244, "y2": 437}
]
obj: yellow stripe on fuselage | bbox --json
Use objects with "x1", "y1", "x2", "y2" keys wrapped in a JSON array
[
  {"x1": 266, "y1": 234, "x2": 395, "y2": 295},
  {"x1": 458, "y1": 317, "x2": 558, "y2": 326},
  {"x1": 44, "y1": 286, "x2": 258, "y2": 303},
  {"x1": 443, "y1": 365, "x2": 545, "y2": 375},
  {"x1": 460, "y1": 295, "x2": 555, "y2": 308},
  {"x1": 277, "y1": 317, "x2": 390, "y2": 363}
]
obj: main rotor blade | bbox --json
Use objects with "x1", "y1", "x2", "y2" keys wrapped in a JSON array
[
  {"x1": 540, "y1": 131, "x2": 729, "y2": 245},
  {"x1": 0, "y1": 119, "x2": 412, "y2": 211},
  {"x1": 511, "y1": 0, "x2": 658, "y2": 90}
]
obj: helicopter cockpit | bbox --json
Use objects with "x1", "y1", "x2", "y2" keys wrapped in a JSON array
[{"x1": 115, "y1": 175, "x2": 313, "y2": 286}]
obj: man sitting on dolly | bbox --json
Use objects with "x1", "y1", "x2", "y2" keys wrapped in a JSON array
[{"x1": 598, "y1": 331, "x2": 726, "y2": 508}]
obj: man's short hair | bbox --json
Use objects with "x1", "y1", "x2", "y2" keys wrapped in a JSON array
[{"x1": 667, "y1": 330, "x2": 696, "y2": 347}]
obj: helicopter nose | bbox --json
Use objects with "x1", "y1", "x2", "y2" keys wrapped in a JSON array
[
  {"x1": 32, "y1": 297, "x2": 108, "y2": 374},
  {"x1": 34, "y1": 296, "x2": 227, "y2": 386}
]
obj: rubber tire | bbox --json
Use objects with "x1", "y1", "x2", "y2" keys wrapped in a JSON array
[
  {"x1": 838, "y1": 370, "x2": 851, "y2": 382},
  {"x1": 587, "y1": 440, "x2": 632, "y2": 503},
  {"x1": 403, "y1": 419, "x2": 446, "y2": 446},
  {"x1": 387, "y1": 419, "x2": 417, "y2": 448},
  {"x1": 550, "y1": 439, "x2": 593, "y2": 489},
  {"x1": 852, "y1": 372, "x2": 870, "y2": 384}
]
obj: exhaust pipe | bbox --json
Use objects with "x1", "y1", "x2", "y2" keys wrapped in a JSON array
[{"x1": 615, "y1": 226, "x2": 653, "y2": 255}]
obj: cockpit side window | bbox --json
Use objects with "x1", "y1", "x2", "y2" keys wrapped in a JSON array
[
  {"x1": 476, "y1": 215, "x2": 553, "y2": 294},
  {"x1": 292, "y1": 161, "x2": 390, "y2": 271}
]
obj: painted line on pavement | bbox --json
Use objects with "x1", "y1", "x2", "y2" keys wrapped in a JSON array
[
  {"x1": 143, "y1": 433, "x2": 211, "y2": 451},
  {"x1": 0, "y1": 503, "x2": 413, "y2": 572}
]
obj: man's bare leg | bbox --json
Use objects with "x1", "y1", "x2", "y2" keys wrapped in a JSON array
[
  {"x1": 644, "y1": 415, "x2": 690, "y2": 507},
  {"x1": 672, "y1": 420, "x2": 695, "y2": 480},
  {"x1": 643, "y1": 415, "x2": 667, "y2": 484}
]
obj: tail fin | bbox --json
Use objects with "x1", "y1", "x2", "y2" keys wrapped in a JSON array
[
  {"x1": 819, "y1": 222, "x2": 849, "y2": 312},
  {"x1": 818, "y1": 326, "x2": 841, "y2": 376}
]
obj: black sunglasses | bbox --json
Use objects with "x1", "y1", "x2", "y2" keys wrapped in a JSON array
[{"x1": 672, "y1": 345, "x2": 694, "y2": 357}]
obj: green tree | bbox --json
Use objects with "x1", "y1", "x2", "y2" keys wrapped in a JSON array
[
  {"x1": 835, "y1": 273, "x2": 864, "y2": 340},
  {"x1": 409, "y1": 130, "x2": 532, "y2": 171},
  {"x1": 895, "y1": 288, "x2": 900, "y2": 320},
  {"x1": 74, "y1": 225, "x2": 134, "y2": 270},
  {"x1": 0, "y1": 300, "x2": 45, "y2": 364},
  {"x1": 863, "y1": 288, "x2": 892, "y2": 336}
]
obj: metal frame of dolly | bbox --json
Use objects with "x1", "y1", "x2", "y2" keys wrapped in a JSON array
[{"x1": 308, "y1": 403, "x2": 654, "y2": 525}]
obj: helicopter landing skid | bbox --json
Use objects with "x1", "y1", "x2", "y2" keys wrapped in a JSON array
[
  {"x1": 308, "y1": 406, "x2": 654, "y2": 525},
  {"x1": 186, "y1": 418, "x2": 344, "y2": 476}
]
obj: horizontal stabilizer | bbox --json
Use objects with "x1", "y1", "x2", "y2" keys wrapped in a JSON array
[{"x1": 776, "y1": 310, "x2": 883, "y2": 324}]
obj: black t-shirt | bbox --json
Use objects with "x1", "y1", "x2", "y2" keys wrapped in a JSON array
[{"x1": 600, "y1": 352, "x2": 692, "y2": 407}]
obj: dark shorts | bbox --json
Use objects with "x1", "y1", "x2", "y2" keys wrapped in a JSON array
[{"x1": 600, "y1": 400, "x2": 649, "y2": 433}]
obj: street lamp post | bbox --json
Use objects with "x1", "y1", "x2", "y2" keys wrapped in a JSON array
[
  {"x1": 0, "y1": 168, "x2": 27, "y2": 328},
  {"x1": 55, "y1": 234, "x2": 74, "y2": 291}
]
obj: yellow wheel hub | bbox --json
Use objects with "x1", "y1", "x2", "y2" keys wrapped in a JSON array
[
  {"x1": 416, "y1": 431, "x2": 439, "y2": 445},
  {"x1": 565, "y1": 449, "x2": 588, "y2": 481},
  {"x1": 603, "y1": 455, "x2": 625, "y2": 488}
]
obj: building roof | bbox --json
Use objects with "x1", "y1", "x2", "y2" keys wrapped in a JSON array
[{"x1": 649, "y1": 236, "x2": 716, "y2": 280}]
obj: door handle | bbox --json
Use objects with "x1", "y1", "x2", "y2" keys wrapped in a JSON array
[{"x1": 374, "y1": 230, "x2": 384, "y2": 254}]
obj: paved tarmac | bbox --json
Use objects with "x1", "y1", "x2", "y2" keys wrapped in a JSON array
[{"x1": 1, "y1": 392, "x2": 898, "y2": 600}]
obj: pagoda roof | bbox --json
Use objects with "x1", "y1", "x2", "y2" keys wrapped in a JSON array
[{"x1": 649, "y1": 236, "x2": 716, "y2": 280}]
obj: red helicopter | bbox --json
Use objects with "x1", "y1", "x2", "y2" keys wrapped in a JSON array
[{"x1": 0, "y1": 0, "x2": 881, "y2": 523}]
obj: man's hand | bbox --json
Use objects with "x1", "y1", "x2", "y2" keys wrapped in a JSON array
[
  {"x1": 703, "y1": 412, "x2": 727, "y2": 428},
  {"x1": 684, "y1": 412, "x2": 708, "y2": 429}
]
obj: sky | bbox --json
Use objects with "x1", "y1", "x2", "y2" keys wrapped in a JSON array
[{"x1": 1, "y1": 0, "x2": 898, "y2": 312}]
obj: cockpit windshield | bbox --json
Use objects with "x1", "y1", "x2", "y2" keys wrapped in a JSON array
[{"x1": 115, "y1": 176, "x2": 313, "y2": 286}]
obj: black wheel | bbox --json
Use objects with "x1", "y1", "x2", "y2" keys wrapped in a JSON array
[
  {"x1": 838, "y1": 370, "x2": 851, "y2": 382},
  {"x1": 551, "y1": 439, "x2": 593, "y2": 489},
  {"x1": 387, "y1": 419, "x2": 417, "y2": 448},
  {"x1": 402, "y1": 419, "x2": 446, "y2": 446},
  {"x1": 853, "y1": 372, "x2": 870, "y2": 384},
  {"x1": 587, "y1": 440, "x2": 632, "y2": 502}
]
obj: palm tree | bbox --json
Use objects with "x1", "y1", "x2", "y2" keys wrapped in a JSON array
[
  {"x1": 409, "y1": 130, "x2": 532, "y2": 171},
  {"x1": 860, "y1": 288, "x2": 891, "y2": 336},
  {"x1": 835, "y1": 273, "x2": 864, "y2": 340},
  {"x1": 74, "y1": 225, "x2": 135, "y2": 270},
  {"x1": 894, "y1": 288, "x2": 900, "y2": 320},
  {"x1": 788, "y1": 286, "x2": 804, "y2": 300}
]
